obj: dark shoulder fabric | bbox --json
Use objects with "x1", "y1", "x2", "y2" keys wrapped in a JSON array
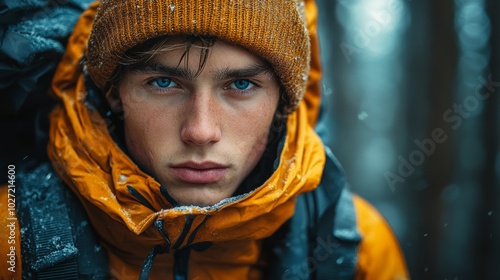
[
  {"x1": 0, "y1": 0, "x2": 94, "y2": 111},
  {"x1": 265, "y1": 147, "x2": 361, "y2": 280},
  {"x1": 17, "y1": 162, "x2": 108, "y2": 279},
  {"x1": 0, "y1": 0, "x2": 94, "y2": 180}
]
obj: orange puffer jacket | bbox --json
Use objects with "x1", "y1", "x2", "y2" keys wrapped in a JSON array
[{"x1": 0, "y1": 1, "x2": 409, "y2": 279}]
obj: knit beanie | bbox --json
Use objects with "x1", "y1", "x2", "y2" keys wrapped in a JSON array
[{"x1": 85, "y1": 0, "x2": 310, "y2": 112}]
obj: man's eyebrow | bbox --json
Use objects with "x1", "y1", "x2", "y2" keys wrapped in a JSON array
[
  {"x1": 130, "y1": 61, "x2": 197, "y2": 80},
  {"x1": 213, "y1": 64, "x2": 273, "y2": 81},
  {"x1": 129, "y1": 61, "x2": 273, "y2": 81}
]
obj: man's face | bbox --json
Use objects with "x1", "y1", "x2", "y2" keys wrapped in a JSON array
[{"x1": 115, "y1": 39, "x2": 280, "y2": 206}]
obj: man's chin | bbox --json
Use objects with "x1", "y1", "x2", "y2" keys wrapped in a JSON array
[{"x1": 166, "y1": 185, "x2": 237, "y2": 208}]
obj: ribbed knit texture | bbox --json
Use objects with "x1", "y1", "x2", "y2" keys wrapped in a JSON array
[{"x1": 85, "y1": 0, "x2": 310, "y2": 111}]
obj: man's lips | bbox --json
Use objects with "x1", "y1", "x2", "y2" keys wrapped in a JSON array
[{"x1": 169, "y1": 161, "x2": 229, "y2": 184}]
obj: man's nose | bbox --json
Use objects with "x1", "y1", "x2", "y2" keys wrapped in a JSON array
[{"x1": 180, "y1": 92, "x2": 222, "y2": 146}]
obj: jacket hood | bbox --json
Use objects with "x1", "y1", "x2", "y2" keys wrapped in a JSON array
[{"x1": 47, "y1": 1, "x2": 325, "y2": 277}]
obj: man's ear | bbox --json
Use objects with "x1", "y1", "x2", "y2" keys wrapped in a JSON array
[{"x1": 106, "y1": 90, "x2": 123, "y2": 112}]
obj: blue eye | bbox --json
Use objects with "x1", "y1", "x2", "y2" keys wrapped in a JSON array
[
  {"x1": 151, "y1": 77, "x2": 176, "y2": 88},
  {"x1": 230, "y1": 79, "x2": 254, "y2": 90}
]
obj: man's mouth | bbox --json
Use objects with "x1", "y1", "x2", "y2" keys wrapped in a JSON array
[{"x1": 169, "y1": 161, "x2": 229, "y2": 184}]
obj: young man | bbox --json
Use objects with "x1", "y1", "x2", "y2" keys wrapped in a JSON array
[{"x1": 1, "y1": 0, "x2": 409, "y2": 279}]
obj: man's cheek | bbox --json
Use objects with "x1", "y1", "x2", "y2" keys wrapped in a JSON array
[{"x1": 244, "y1": 133, "x2": 269, "y2": 162}]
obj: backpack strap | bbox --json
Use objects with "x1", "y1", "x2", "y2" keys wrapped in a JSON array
[
  {"x1": 310, "y1": 147, "x2": 362, "y2": 280},
  {"x1": 265, "y1": 147, "x2": 361, "y2": 280},
  {"x1": 315, "y1": 188, "x2": 361, "y2": 280},
  {"x1": 17, "y1": 162, "x2": 108, "y2": 279}
]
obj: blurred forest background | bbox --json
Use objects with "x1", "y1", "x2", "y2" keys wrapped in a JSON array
[
  {"x1": 1, "y1": 0, "x2": 499, "y2": 279},
  {"x1": 315, "y1": 0, "x2": 499, "y2": 278}
]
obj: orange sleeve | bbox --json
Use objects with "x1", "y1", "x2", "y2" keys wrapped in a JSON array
[
  {"x1": 303, "y1": 0, "x2": 323, "y2": 127},
  {"x1": 353, "y1": 195, "x2": 410, "y2": 280},
  {"x1": 0, "y1": 184, "x2": 23, "y2": 280}
]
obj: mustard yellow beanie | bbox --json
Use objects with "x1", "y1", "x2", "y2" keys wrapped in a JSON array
[{"x1": 85, "y1": 0, "x2": 310, "y2": 111}]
